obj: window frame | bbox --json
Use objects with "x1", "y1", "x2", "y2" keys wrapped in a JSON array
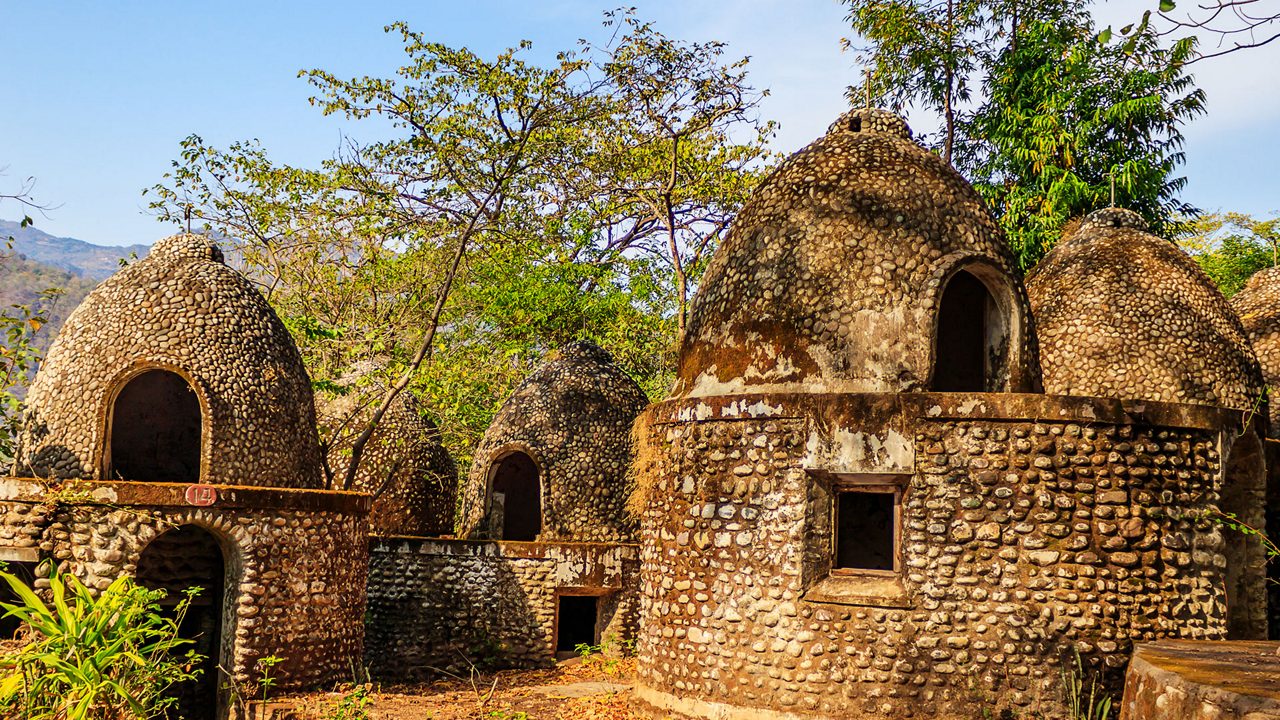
[{"x1": 829, "y1": 475, "x2": 905, "y2": 579}]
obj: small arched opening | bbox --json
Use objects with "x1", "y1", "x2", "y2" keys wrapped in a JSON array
[
  {"x1": 108, "y1": 369, "x2": 202, "y2": 482},
  {"x1": 489, "y1": 451, "x2": 542, "y2": 541},
  {"x1": 931, "y1": 267, "x2": 1012, "y2": 392},
  {"x1": 135, "y1": 524, "x2": 226, "y2": 720},
  {"x1": 1221, "y1": 431, "x2": 1269, "y2": 640}
]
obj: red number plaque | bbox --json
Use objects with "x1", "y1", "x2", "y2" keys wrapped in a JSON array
[{"x1": 184, "y1": 484, "x2": 218, "y2": 507}]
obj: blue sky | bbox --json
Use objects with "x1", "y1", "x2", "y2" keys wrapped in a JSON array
[{"x1": 1, "y1": 1, "x2": 1276, "y2": 247}]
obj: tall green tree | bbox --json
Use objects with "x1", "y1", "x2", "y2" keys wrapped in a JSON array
[
  {"x1": 844, "y1": 0, "x2": 1205, "y2": 267},
  {"x1": 967, "y1": 13, "x2": 1204, "y2": 266},
  {"x1": 148, "y1": 14, "x2": 772, "y2": 476}
]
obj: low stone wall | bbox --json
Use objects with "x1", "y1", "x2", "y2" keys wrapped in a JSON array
[
  {"x1": 0, "y1": 478, "x2": 370, "y2": 692},
  {"x1": 365, "y1": 537, "x2": 641, "y2": 680},
  {"x1": 1120, "y1": 640, "x2": 1280, "y2": 719}
]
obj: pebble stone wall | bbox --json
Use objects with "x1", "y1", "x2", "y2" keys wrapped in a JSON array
[
  {"x1": 1027, "y1": 208, "x2": 1263, "y2": 411},
  {"x1": 1228, "y1": 266, "x2": 1280, "y2": 639},
  {"x1": 318, "y1": 391, "x2": 458, "y2": 536},
  {"x1": 673, "y1": 108, "x2": 1039, "y2": 399},
  {"x1": 632, "y1": 394, "x2": 1242, "y2": 720},
  {"x1": 459, "y1": 341, "x2": 648, "y2": 543},
  {"x1": 18, "y1": 233, "x2": 324, "y2": 488},
  {"x1": 364, "y1": 537, "x2": 640, "y2": 679},
  {"x1": 0, "y1": 479, "x2": 368, "y2": 691},
  {"x1": 1231, "y1": 267, "x2": 1280, "y2": 428}
]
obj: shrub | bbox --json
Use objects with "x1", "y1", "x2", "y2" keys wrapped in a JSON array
[{"x1": 0, "y1": 565, "x2": 203, "y2": 719}]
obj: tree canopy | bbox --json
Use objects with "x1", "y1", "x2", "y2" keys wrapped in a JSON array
[{"x1": 147, "y1": 12, "x2": 774, "y2": 478}]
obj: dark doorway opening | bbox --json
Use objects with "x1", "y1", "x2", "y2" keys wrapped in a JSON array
[
  {"x1": 135, "y1": 525, "x2": 225, "y2": 720},
  {"x1": 932, "y1": 270, "x2": 1001, "y2": 392},
  {"x1": 556, "y1": 594, "x2": 599, "y2": 658},
  {"x1": 834, "y1": 491, "x2": 897, "y2": 572},
  {"x1": 0, "y1": 561, "x2": 37, "y2": 639},
  {"x1": 110, "y1": 370, "x2": 202, "y2": 482},
  {"x1": 490, "y1": 452, "x2": 541, "y2": 541}
]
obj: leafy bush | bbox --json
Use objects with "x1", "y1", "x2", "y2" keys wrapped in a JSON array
[{"x1": 0, "y1": 565, "x2": 203, "y2": 719}]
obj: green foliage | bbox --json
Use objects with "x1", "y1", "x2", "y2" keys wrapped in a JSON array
[
  {"x1": 845, "y1": 0, "x2": 1205, "y2": 268},
  {"x1": 1060, "y1": 648, "x2": 1113, "y2": 720},
  {"x1": 1177, "y1": 212, "x2": 1280, "y2": 296},
  {"x1": 147, "y1": 13, "x2": 772, "y2": 478},
  {"x1": 0, "y1": 565, "x2": 202, "y2": 719},
  {"x1": 968, "y1": 12, "x2": 1204, "y2": 267}
]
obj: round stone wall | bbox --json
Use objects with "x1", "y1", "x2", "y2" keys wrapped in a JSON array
[
  {"x1": 19, "y1": 234, "x2": 323, "y2": 488},
  {"x1": 459, "y1": 341, "x2": 648, "y2": 543},
  {"x1": 1230, "y1": 267, "x2": 1280, "y2": 431},
  {"x1": 632, "y1": 393, "x2": 1241, "y2": 720},
  {"x1": 1028, "y1": 209, "x2": 1262, "y2": 411}
]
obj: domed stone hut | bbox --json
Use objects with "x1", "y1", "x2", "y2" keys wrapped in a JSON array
[
  {"x1": 1027, "y1": 208, "x2": 1262, "y2": 409},
  {"x1": 630, "y1": 109, "x2": 1266, "y2": 720},
  {"x1": 18, "y1": 233, "x2": 323, "y2": 487},
  {"x1": 318, "y1": 389, "x2": 458, "y2": 537},
  {"x1": 1028, "y1": 208, "x2": 1270, "y2": 641},
  {"x1": 1229, "y1": 266, "x2": 1280, "y2": 638},
  {"x1": 459, "y1": 341, "x2": 648, "y2": 543},
  {"x1": 675, "y1": 109, "x2": 1039, "y2": 398},
  {"x1": 0, "y1": 234, "x2": 369, "y2": 718}
]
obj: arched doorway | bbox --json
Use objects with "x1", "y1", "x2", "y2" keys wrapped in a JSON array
[
  {"x1": 490, "y1": 451, "x2": 541, "y2": 541},
  {"x1": 1221, "y1": 431, "x2": 1269, "y2": 639},
  {"x1": 932, "y1": 268, "x2": 1010, "y2": 392},
  {"x1": 109, "y1": 369, "x2": 202, "y2": 482},
  {"x1": 135, "y1": 525, "x2": 225, "y2": 720}
]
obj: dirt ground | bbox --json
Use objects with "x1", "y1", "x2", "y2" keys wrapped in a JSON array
[{"x1": 286, "y1": 657, "x2": 645, "y2": 720}]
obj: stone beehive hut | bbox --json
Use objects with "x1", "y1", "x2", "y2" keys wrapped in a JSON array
[
  {"x1": 318, "y1": 389, "x2": 458, "y2": 537},
  {"x1": 1229, "y1": 266, "x2": 1280, "y2": 639},
  {"x1": 459, "y1": 341, "x2": 648, "y2": 543},
  {"x1": 630, "y1": 109, "x2": 1266, "y2": 720},
  {"x1": 1027, "y1": 208, "x2": 1263, "y2": 409},
  {"x1": 18, "y1": 233, "x2": 323, "y2": 487},
  {"x1": 2, "y1": 233, "x2": 368, "y2": 717},
  {"x1": 675, "y1": 109, "x2": 1039, "y2": 398},
  {"x1": 1231, "y1": 266, "x2": 1280, "y2": 428}
]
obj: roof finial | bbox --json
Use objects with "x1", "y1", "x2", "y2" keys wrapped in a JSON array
[
  {"x1": 1106, "y1": 169, "x2": 1116, "y2": 208},
  {"x1": 864, "y1": 67, "x2": 873, "y2": 109}
]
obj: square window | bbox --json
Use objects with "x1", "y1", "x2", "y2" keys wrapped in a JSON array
[{"x1": 834, "y1": 490, "x2": 897, "y2": 572}]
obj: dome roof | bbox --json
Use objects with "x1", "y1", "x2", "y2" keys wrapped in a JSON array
[
  {"x1": 459, "y1": 341, "x2": 648, "y2": 543},
  {"x1": 1028, "y1": 208, "x2": 1262, "y2": 410},
  {"x1": 20, "y1": 233, "x2": 324, "y2": 487},
  {"x1": 319, "y1": 390, "x2": 458, "y2": 536},
  {"x1": 674, "y1": 108, "x2": 1038, "y2": 398},
  {"x1": 1230, "y1": 267, "x2": 1280, "y2": 429}
]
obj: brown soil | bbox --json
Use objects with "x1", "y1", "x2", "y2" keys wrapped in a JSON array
[{"x1": 285, "y1": 658, "x2": 645, "y2": 720}]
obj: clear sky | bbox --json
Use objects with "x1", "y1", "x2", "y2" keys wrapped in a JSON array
[{"x1": 1, "y1": 1, "x2": 1276, "y2": 247}]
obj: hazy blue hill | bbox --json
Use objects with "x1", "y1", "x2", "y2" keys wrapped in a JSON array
[{"x1": 0, "y1": 219, "x2": 150, "y2": 280}]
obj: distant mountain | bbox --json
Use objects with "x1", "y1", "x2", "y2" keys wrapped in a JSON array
[{"x1": 0, "y1": 219, "x2": 150, "y2": 280}]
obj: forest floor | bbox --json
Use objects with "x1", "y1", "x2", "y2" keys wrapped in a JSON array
[{"x1": 285, "y1": 657, "x2": 644, "y2": 720}]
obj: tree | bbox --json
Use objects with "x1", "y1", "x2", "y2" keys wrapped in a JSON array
[
  {"x1": 967, "y1": 12, "x2": 1205, "y2": 266},
  {"x1": 843, "y1": 0, "x2": 992, "y2": 163},
  {"x1": 148, "y1": 15, "x2": 773, "y2": 478},
  {"x1": 1177, "y1": 211, "x2": 1280, "y2": 295},
  {"x1": 584, "y1": 10, "x2": 774, "y2": 335},
  {"x1": 844, "y1": 0, "x2": 1205, "y2": 268}
]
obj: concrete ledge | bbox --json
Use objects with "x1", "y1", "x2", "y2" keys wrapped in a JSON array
[
  {"x1": 1120, "y1": 640, "x2": 1280, "y2": 720},
  {"x1": 644, "y1": 392, "x2": 1245, "y2": 432},
  {"x1": 0, "y1": 477, "x2": 371, "y2": 514}
]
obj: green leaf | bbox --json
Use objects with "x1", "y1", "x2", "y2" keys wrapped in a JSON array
[{"x1": 1159, "y1": 0, "x2": 1176, "y2": 12}]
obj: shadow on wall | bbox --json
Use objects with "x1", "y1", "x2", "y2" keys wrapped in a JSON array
[{"x1": 364, "y1": 546, "x2": 544, "y2": 680}]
